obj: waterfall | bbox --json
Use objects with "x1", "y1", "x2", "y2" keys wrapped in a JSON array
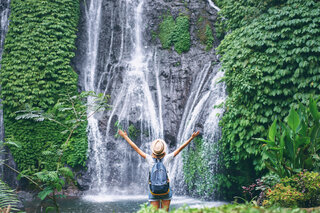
[
  {"x1": 81, "y1": 0, "x2": 163, "y2": 195},
  {"x1": 208, "y1": 0, "x2": 221, "y2": 12},
  {"x1": 0, "y1": 0, "x2": 11, "y2": 177},
  {"x1": 78, "y1": 0, "x2": 226, "y2": 199}
]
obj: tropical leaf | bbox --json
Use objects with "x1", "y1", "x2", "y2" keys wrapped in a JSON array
[
  {"x1": 310, "y1": 97, "x2": 320, "y2": 121},
  {"x1": 268, "y1": 119, "x2": 277, "y2": 142},
  {"x1": 0, "y1": 179, "x2": 22, "y2": 211},
  {"x1": 38, "y1": 187, "x2": 53, "y2": 200},
  {"x1": 287, "y1": 108, "x2": 300, "y2": 132}
]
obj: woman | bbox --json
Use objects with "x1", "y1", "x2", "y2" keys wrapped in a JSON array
[{"x1": 118, "y1": 129, "x2": 200, "y2": 211}]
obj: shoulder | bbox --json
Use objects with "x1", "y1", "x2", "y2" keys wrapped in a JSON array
[
  {"x1": 163, "y1": 152, "x2": 174, "y2": 162},
  {"x1": 145, "y1": 154, "x2": 153, "y2": 163}
]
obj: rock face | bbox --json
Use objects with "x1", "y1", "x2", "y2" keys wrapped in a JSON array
[
  {"x1": 0, "y1": 0, "x2": 10, "y2": 180},
  {"x1": 72, "y1": 0, "x2": 224, "y2": 197}
]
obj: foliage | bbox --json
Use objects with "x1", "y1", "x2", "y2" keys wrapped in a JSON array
[
  {"x1": 0, "y1": 0, "x2": 83, "y2": 172},
  {"x1": 217, "y1": 0, "x2": 320, "y2": 197},
  {"x1": 241, "y1": 173, "x2": 280, "y2": 205},
  {"x1": 0, "y1": 142, "x2": 22, "y2": 212},
  {"x1": 264, "y1": 184, "x2": 304, "y2": 208},
  {"x1": 13, "y1": 92, "x2": 110, "y2": 212},
  {"x1": 0, "y1": 0, "x2": 80, "y2": 115},
  {"x1": 0, "y1": 180, "x2": 22, "y2": 212},
  {"x1": 218, "y1": 0, "x2": 286, "y2": 32},
  {"x1": 182, "y1": 137, "x2": 231, "y2": 199},
  {"x1": 158, "y1": 14, "x2": 190, "y2": 54},
  {"x1": 256, "y1": 97, "x2": 320, "y2": 178},
  {"x1": 137, "y1": 202, "x2": 309, "y2": 213},
  {"x1": 183, "y1": 137, "x2": 214, "y2": 198},
  {"x1": 173, "y1": 15, "x2": 190, "y2": 54},
  {"x1": 159, "y1": 15, "x2": 175, "y2": 49},
  {"x1": 197, "y1": 17, "x2": 215, "y2": 51},
  {"x1": 264, "y1": 171, "x2": 320, "y2": 208},
  {"x1": 128, "y1": 124, "x2": 140, "y2": 140},
  {"x1": 137, "y1": 203, "x2": 167, "y2": 213}
]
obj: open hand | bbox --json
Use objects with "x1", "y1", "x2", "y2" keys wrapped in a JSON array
[
  {"x1": 191, "y1": 130, "x2": 200, "y2": 139},
  {"x1": 118, "y1": 129, "x2": 127, "y2": 137}
]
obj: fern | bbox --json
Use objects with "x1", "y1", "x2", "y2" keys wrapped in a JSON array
[{"x1": 0, "y1": 180, "x2": 22, "y2": 211}]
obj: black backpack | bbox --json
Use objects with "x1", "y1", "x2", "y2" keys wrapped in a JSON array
[{"x1": 149, "y1": 158, "x2": 170, "y2": 195}]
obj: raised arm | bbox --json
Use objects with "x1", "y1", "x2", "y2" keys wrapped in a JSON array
[
  {"x1": 118, "y1": 129, "x2": 147, "y2": 159},
  {"x1": 173, "y1": 130, "x2": 200, "y2": 157}
]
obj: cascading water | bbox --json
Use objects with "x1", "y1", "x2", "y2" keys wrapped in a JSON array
[
  {"x1": 170, "y1": 63, "x2": 226, "y2": 196},
  {"x1": 76, "y1": 0, "x2": 226, "y2": 199},
  {"x1": 80, "y1": 0, "x2": 163, "y2": 195},
  {"x1": 0, "y1": 0, "x2": 11, "y2": 177}
]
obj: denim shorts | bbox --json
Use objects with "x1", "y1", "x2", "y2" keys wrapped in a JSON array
[{"x1": 148, "y1": 187, "x2": 172, "y2": 201}]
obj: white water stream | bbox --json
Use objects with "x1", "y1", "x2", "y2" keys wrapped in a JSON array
[{"x1": 83, "y1": 0, "x2": 163, "y2": 195}]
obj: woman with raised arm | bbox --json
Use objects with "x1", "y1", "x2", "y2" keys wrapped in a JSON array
[{"x1": 118, "y1": 129, "x2": 200, "y2": 212}]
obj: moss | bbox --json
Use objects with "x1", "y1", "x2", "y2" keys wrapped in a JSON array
[
  {"x1": 158, "y1": 13, "x2": 190, "y2": 54},
  {"x1": 197, "y1": 16, "x2": 215, "y2": 51}
]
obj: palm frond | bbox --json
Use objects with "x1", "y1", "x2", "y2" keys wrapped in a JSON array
[{"x1": 0, "y1": 179, "x2": 22, "y2": 211}]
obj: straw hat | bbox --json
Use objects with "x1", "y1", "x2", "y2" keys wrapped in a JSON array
[{"x1": 151, "y1": 139, "x2": 167, "y2": 156}]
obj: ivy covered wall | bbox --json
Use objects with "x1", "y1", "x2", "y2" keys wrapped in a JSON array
[
  {"x1": 217, "y1": 0, "x2": 320, "y2": 198},
  {"x1": 0, "y1": 0, "x2": 86, "y2": 172}
]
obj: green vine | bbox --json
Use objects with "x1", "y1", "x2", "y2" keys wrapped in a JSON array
[
  {"x1": 217, "y1": 0, "x2": 320, "y2": 197},
  {"x1": 0, "y1": 0, "x2": 83, "y2": 171}
]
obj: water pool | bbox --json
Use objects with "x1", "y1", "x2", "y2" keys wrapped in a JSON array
[{"x1": 24, "y1": 195, "x2": 227, "y2": 213}]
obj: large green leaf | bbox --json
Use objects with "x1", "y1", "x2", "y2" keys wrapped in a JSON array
[
  {"x1": 254, "y1": 138, "x2": 276, "y2": 147},
  {"x1": 268, "y1": 119, "x2": 277, "y2": 142},
  {"x1": 310, "y1": 97, "x2": 320, "y2": 122},
  {"x1": 287, "y1": 108, "x2": 300, "y2": 132},
  {"x1": 38, "y1": 187, "x2": 53, "y2": 200},
  {"x1": 0, "y1": 179, "x2": 22, "y2": 211}
]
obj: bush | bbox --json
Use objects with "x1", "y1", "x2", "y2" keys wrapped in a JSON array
[
  {"x1": 264, "y1": 171, "x2": 320, "y2": 208},
  {"x1": 217, "y1": 0, "x2": 320, "y2": 197},
  {"x1": 264, "y1": 183, "x2": 304, "y2": 208},
  {"x1": 256, "y1": 97, "x2": 320, "y2": 178}
]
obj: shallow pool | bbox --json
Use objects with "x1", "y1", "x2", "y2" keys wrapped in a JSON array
[{"x1": 24, "y1": 195, "x2": 227, "y2": 213}]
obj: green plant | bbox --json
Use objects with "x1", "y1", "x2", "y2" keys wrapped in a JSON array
[
  {"x1": 137, "y1": 202, "x2": 308, "y2": 213},
  {"x1": 264, "y1": 183, "x2": 304, "y2": 208},
  {"x1": 218, "y1": 0, "x2": 286, "y2": 32},
  {"x1": 137, "y1": 202, "x2": 167, "y2": 213},
  {"x1": 264, "y1": 171, "x2": 320, "y2": 208},
  {"x1": 256, "y1": 97, "x2": 320, "y2": 177},
  {"x1": 173, "y1": 15, "x2": 190, "y2": 54},
  {"x1": 217, "y1": 0, "x2": 320, "y2": 198},
  {"x1": 128, "y1": 124, "x2": 140, "y2": 140},
  {"x1": 0, "y1": 0, "x2": 83, "y2": 172},
  {"x1": 197, "y1": 17, "x2": 215, "y2": 51},
  {"x1": 205, "y1": 25, "x2": 215, "y2": 51},
  {"x1": 11, "y1": 91, "x2": 110, "y2": 212},
  {"x1": 0, "y1": 180, "x2": 22, "y2": 212},
  {"x1": 159, "y1": 15, "x2": 175, "y2": 49},
  {"x1": 0, "y1": 142, "x2": 22, "y2": 212},
  {"x1": 158, "y1": 13, "x2": 190, "y2": 54},
  {"x1": 182, "y1": 137, "x2": 226, "y2": 199}
]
